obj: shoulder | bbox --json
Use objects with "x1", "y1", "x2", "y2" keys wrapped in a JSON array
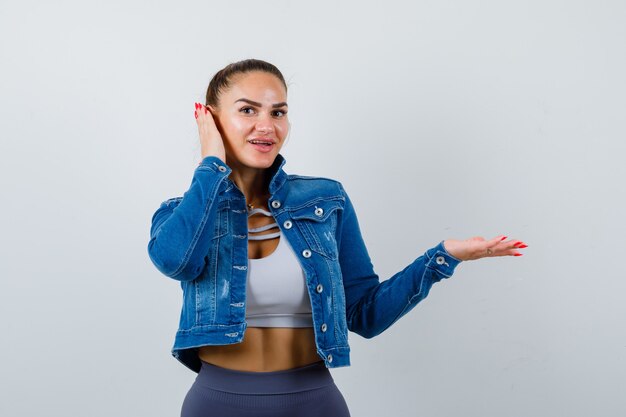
[
  {"x1": 287, "y1": 174, "x2": 345, "y2": 196},
  {"x1": 155, "y1": 196, "x2": 183, "y2": 212},
  {"x1": 286, "y1": 173, "x2": 343, "y2": 191},
  {"x1": 283, "y1": 174, "x2": 347, "y2": 209}
]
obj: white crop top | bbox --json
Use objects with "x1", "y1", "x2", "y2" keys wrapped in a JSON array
[{"x1": 245, "y1": 207, "x2": 314, "y2": 327}]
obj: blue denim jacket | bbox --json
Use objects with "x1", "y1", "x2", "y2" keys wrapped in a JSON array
[{"x1": 147, "y1": 153, "x2": 462, "y2": 373}]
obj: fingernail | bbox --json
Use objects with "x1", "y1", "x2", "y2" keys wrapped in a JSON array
[
  {"x1": 195, "y1": 103, "x2": 199, "y2": 109},
  {"x1": 518, "y1": 244, "x2": 528, "y2": 248},
  {"x1": 501, "y1": 236, "x2": 507, "y2": 241},
  {"x1": 514, "y1": 253, "x2": 523, "y2": 256},
  {"x1": 194, "y1": 110, "x2": 198, "y2": 118}
]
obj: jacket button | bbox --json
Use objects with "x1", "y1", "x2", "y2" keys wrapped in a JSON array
[
  {"x1": 218, "y1": 165, "x2": 227, "y2": 172},
  {"x1": 315, "y1": 207, "x2": 324, "y2": 216},
  {"x1": 321, "y1": 323, "x2": 327, "y2": 332},
  {"x1": 327, "y1": 354, "x2": 333, "y2": 363},
  {"x1": 302, "y1": 249, "x2": 312, "y2": 258},
  {"x1": 284, "y1": 220, "x2": 292, "y2": 229},
  {"x1": 436, "y1": 256, "x2": 445, "y2": 265},
  {"x1": 271, "y1": 200, "x2": 281, "y2": 208},
  {"x1": 316, "y1": 284, "x2": 323, "y2": 293}
]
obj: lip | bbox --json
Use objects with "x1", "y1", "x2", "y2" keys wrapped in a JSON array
[
  {"x1": 247, "y1": 137, "x2": 276, "y2": 144},
  {"x1": 247, "y1": 139, "x2": 275, "y2": 153}
]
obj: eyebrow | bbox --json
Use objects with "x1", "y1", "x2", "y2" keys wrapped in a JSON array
[{"x1": 234, "y1": 98, "x2": 288, "y2": 108}]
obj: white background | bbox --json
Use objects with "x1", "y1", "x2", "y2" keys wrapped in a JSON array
[{"x1": 1, "y1": 1, "x2": 625, "y2": 416}]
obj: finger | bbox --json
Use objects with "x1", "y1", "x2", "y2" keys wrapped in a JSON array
[
  {"x1": 475, "y1": 238, "x2": 498, "y2": 257},
  {"x1": 494, "y1": 247, "x2": 525, "y2": 257},
  {"x1": 197, "y1": 104, "x2": 211, "y2": 126},
  {"x1": 475, "y1": 235, "x2": 527, "y2": 258},
  {"x1": 487, "y1": 236, "x2": 520, "y2": 257},
  {"x1": 501, "y1": 239, "x2": 528, "y2": 250},
  {"x1": 495, "y1": 235, "x2": 508, "y2": 243},
  {"x1": 485, "y1": 235, "x2": 507, "y2": 249},
  {"x1": 198, "y1": 104, "x2": 215, "y2": 121}
]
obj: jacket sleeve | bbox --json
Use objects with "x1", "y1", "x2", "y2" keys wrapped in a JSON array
[
  {"x1": 336, "y1": 182, "x2": 463, "y2": 339},
  {"x1": 147, "y1": 155, "x2": 232, "y2": 281}
]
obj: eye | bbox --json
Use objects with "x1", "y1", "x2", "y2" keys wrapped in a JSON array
[
  {"x1": 239, "y1": 106, "x2": 255, "y2": 114},
  {"x1": 273, "y1": 109, "x2": 287, "y2": 117}
]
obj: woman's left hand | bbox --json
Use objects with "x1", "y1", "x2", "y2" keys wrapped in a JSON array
[{"x1": 443, "y1": 235, "x2": 527, "y2": 261}]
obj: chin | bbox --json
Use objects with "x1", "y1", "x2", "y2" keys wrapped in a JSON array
[{"x1": 243, "y1": 152, "x2": 277, "y2": 168}]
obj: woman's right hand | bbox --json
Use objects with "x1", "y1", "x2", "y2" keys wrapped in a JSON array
[{"x1": 195, "y1": 102, "x2": 226, "y2": 163}]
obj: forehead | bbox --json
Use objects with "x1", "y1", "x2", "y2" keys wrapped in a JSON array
[{"x1": 224, "y1": 71, "x2": 287, "y2": 103}]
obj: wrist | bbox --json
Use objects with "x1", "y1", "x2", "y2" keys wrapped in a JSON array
[{"x1": 443, "y1": 239, "x2": 465, "y2": 261}]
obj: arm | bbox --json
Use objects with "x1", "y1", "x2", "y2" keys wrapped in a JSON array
[
  {"x1": 147, "y1": 155, "x2": 232, "y2": 281},
  {"x1": 336, "y1": 183, "x2": 463, "y2": 339}
]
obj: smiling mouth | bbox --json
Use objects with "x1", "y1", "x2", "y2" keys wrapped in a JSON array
[
  {"x1": 247, "y1": 139, "x2": 275, "y2": 152},
  {"x1": 248, "y1": 138, "x2": 275, "y2": 145}
]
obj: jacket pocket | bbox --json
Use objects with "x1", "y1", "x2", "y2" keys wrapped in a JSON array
[{"x1": 289, "y1": 198, "x2": 342, "y2": 260}]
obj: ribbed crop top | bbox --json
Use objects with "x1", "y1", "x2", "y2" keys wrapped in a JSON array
[{"x1": 245, "y1": 207, "x2": 314, "y2": 327}]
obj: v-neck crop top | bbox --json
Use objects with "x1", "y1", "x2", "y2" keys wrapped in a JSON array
[{"x1": 245, "y1": 207, "x2": 314, "y2": 327}]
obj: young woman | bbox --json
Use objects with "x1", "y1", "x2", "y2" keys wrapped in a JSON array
[{"x1": 147, "y1": 59, "x2": 527, "y2": 417}]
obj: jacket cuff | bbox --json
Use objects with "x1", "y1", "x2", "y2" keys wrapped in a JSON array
[
  {"x1": 198, "y1": 155, "x2": 232, "y2": 174},
  {"x1": 424, "y1": 240, "x2": 463, "y2": 279}
]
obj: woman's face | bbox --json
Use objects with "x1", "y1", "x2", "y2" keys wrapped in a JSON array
[{"x1": 214, "y1": 71, "x2": 289, "y2": 170}]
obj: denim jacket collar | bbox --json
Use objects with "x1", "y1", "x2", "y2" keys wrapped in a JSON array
[
  {"x1": 224, "y1": 152, "x2": 288, "y2": 196},
  {"x1": 268, "y1": 152, "x2": 288, "y2": 194}
]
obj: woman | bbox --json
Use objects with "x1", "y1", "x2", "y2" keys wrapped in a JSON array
[{"x1": 147, "y1": 59, "x2": 527, "y2": 416}]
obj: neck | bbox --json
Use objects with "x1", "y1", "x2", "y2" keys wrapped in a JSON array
[{"x1": 226, "y1": 159, "x2": 272, "y2": 209}]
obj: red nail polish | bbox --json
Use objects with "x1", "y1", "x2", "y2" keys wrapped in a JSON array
[
  {"x1": 518, "y1": 244, "x2": 528, "y2": 248},
  {"x1": 514, "y1": 253, "x2": 523, "y2": 256},
  {"x1": 195, "y1": 103, "x2": 200, "y2": 109},
  {"x1": 501, "y1": 236, "x2": 507, "y2": 241},
  {"x1": 194, "y1": 111, "x2": 198, "y2": 118}
]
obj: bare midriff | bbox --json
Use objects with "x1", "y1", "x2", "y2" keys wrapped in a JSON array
[
  {"x1": 197, "y1": 212, "x2": 323, "y2": 372},
  {"x1": 197, "y1": 327, "x2": 322, "y2": 372}
]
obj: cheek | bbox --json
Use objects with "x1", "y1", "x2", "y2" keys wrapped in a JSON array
[
  {"x1": 228, "y1": 117, "x2": 244, "y2": 131},
  {"x1": 276, "y1": 120, "x2": 289, "y2": 136},
  {"x1": 222, "y1": 116, "x2": 249, "y2": 137}
]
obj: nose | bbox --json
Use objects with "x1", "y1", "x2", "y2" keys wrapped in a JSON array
[{"x1": 255, "y1": 113, "x2": 275, "y2": 134}]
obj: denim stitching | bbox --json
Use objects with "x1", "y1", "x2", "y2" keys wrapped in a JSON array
[
  {"x1": 326, "y1": 257, "x2": 346, "y2": 345},
  {"x1": 387, "y1": 267, "x2": 429, "y2": 329},
  {"x1": 288, "y1": 199, "x2": 343, "y2": 217},
  {"x1": 171, "y1": 173, "x2": 227, "y2": 278},
  {"x1": 294, "y1": 210, "x2": 339, "y2": 260}
]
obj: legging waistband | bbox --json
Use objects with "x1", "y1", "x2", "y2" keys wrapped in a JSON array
[{"x1": 195, "y1": 360, "x2": 333, "y2": 394}]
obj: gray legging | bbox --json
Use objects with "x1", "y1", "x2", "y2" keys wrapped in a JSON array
[{"x1": 180, "y1": 359, "x2": 351, "y2": 417}]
